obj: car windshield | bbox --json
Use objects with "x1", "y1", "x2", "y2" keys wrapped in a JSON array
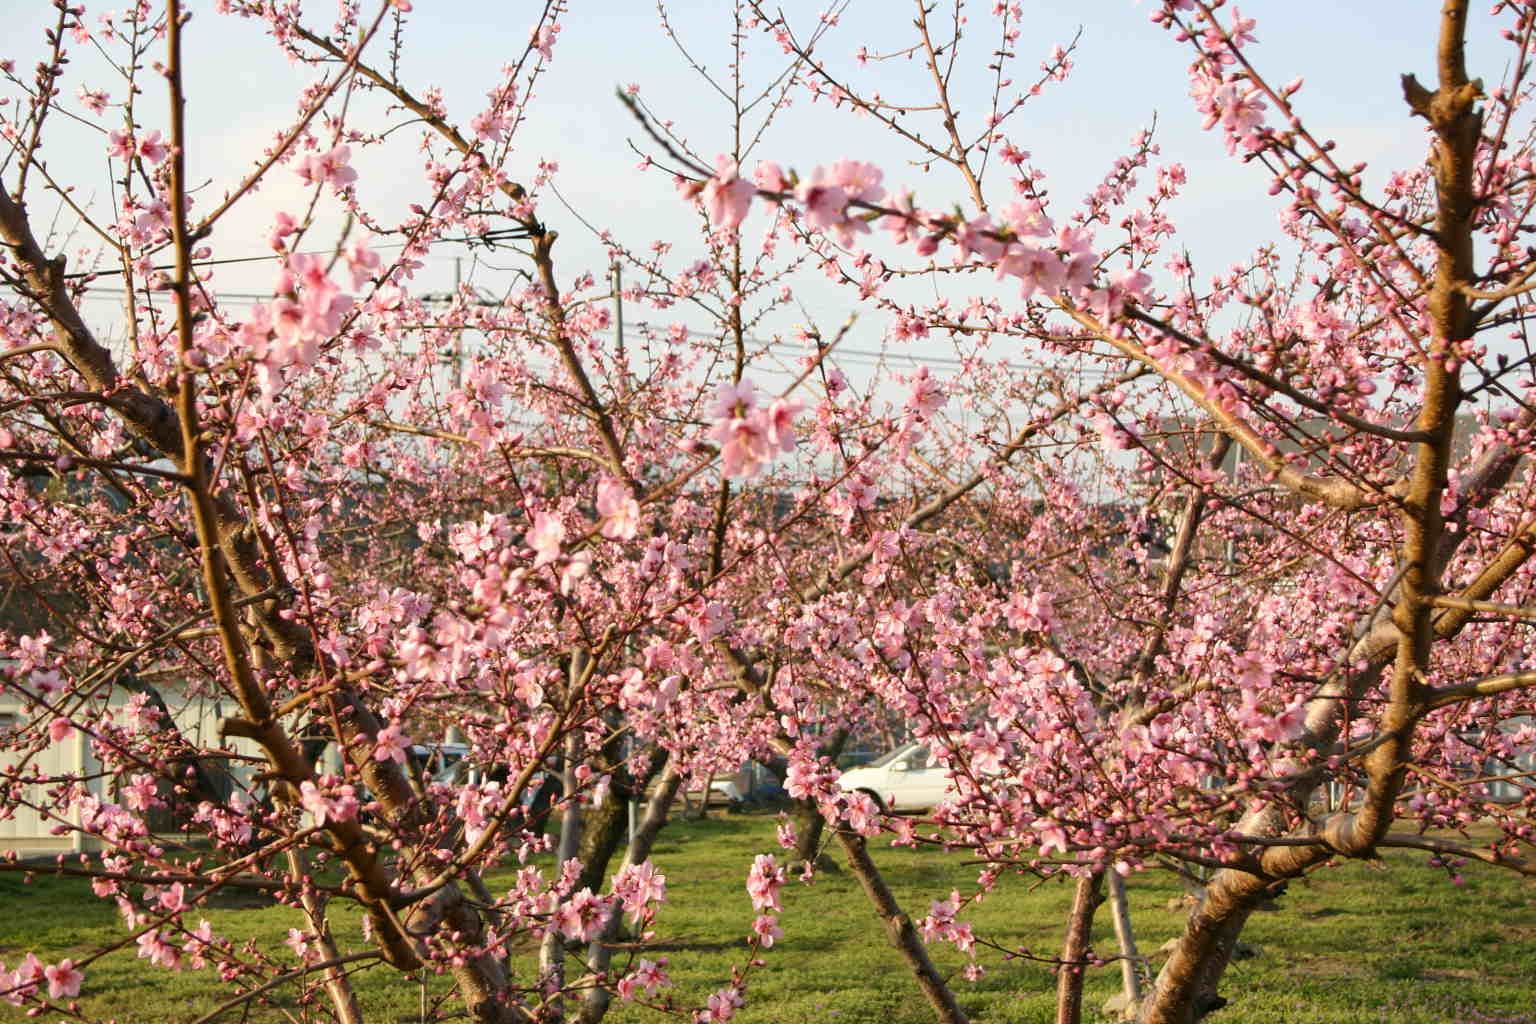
[
  {"x1": 433, "y1": 758, "x2": 468, "y2": 784},
  {"x1": 866, "y1": 743, "x2": 927, "y2": 769}
]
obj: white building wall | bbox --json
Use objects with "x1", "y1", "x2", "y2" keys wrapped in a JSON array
[{"x1": 1, "y1": 683, "x2": 262, "y2": 857}]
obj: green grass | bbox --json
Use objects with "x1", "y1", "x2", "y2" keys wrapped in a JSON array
[{"x1": 4, "y1": 813, "x2": 1535, "y2": 1023}]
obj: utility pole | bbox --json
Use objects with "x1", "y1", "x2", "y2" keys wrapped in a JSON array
[
  {"x1": 452, "y1": 256, "x2": 464, "y2": 386},
  {"x1": 611, "y1": 262, "x2": 624, "y2": 359},
  {"x1": 612, "y1": 262, "x2": 627, "y2": 403}
]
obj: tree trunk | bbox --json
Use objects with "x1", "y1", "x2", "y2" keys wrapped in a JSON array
[
  {"x1": 1139, "y1": 657, "x2": 1393, "y2": 1022},
  {"x1": 1139, "y1": 870, "x2": 1267, "y2": 1024},
  {"x1": 576, "y1": 786, "x2": 631, "y2": 895},
  {"x1": 751, "y1": 724, "x2": 964, "y2": 1024},
  {"x1": 575, "y1": 760, "x2": 683, "y2": 1024},
  {"x1": 576, "y1": 735, "x2": 666, "y2": 896},
  {"x1": 539, "y1": 724, "x2": 584, "y2": 1019},
  {"x1": 792, "y1": 729, "x2": 848, "y2": 870},
  {"x1": 574, "y1": 713, "x2": 624, "y2": 890},
  {"x1": 689, "y1": 772, "x2": 713, "y2": 820},
  {"x1": 1143, "y1": 3, "x2": 1496, "y2": 1018},
  {"x1": 1106, "y1": 870, "x2": 1143, "y2": 1019},
  {"x1": 837, "y1": 829, "x2": 969, "y2": 1024},
  {"x1": 1054, "y1": 872, "x2": 1104, "y2": 1024},
  {"x1": 0, "y1": 147, "x2": 532, "y2": 1024},
  {"x1": 791, "y1": 798, "x2": 830, "y2": 867},
  {"x1": 287, "y1": 849, "x2": 364, "y2": 1024}
]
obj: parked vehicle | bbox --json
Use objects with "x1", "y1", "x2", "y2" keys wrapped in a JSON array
[
  {"x1": 835, "y1": 742, "x2": 955, "y2": 812},
  {"x1": 689, "y1": 777, "x2": 745, "y2": 806},
  {"x1": 835, "y1": 747, "x2": 881, "y2": 770},
  {"x1": 680, "y1": 760, "x2": 786, "y2": 807},
  {"x1": 411, "y1": 743, "x2": 473, "y2": 784}
]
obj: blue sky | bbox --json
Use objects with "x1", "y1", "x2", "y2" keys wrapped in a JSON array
[{"x1": 0, "y1": 2, "x2": 1512, "y2": 367}]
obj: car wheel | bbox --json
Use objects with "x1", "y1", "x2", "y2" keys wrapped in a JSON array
[{"x1": 856, "y1": 788, "x2": 887, "y2": 814}]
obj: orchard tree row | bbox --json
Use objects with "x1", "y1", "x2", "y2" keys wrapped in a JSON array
[{"x1": 2, "y1": 2, "x2": 1535, "y2": 1023}]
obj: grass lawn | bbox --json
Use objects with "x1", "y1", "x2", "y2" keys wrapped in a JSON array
[{"x1": 3, "y1": 811, "x2": 1534, "y2": 1023}]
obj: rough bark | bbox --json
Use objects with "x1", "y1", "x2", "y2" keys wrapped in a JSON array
[
  {"x1": 575, "y1": 735, "x2": 666, "y2": 896},
  {"x1": 1055, "y1": 872, "x2": 1104, "y2": 1024},
  {"x1": 575, "y1": 789, "x2": 631, "y2": 897},
  {"x1": 721, "y1": 647, "x2": 967, "y2": 1024},
  {"x1": 0, "y1": 128, "x2": 487, "y2": 1005},
  {"x1": 837, "y1": 830, "x2": 970, "y2": 1024},
  {"x1": 0, "y1": 12, "x2": 580, "y2": 1021},
  {"x1": 1140, "y1": 5, "x2": 1485, "y2": 1020},
  {"x1": 539, "y1": 721, "x2": 585, "y2": 1018},
  {"x1": 575, "y1": 760, "x2": 682, "y2": 1024},
  {"x1": 793, "y1": 729, "x2": 849, "y2": 870},
  {"x1": 1107, "y1": 870, "x2": 1143, "y2": 1019},
  {"x1": 689, "y1": 771, "x2": 713, "y2": 820},
  {"x1": 791, "y1": 799, "x2": 832, "y2": 867},
  {"x1": 286, "y1": 849, "x2": 364, "y2": 1024}
]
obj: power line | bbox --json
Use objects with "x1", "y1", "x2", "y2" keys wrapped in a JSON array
[
  {"x1": 60, "y1": 236, "x2": 489, "y2": 281},
  {"x1": 72, "y1": 285, "x2": 1119, "y2": 378}
]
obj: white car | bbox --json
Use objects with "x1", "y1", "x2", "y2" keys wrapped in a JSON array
[{"x1": 836, "y1": 742, "x2": 956, "y2": 812}]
